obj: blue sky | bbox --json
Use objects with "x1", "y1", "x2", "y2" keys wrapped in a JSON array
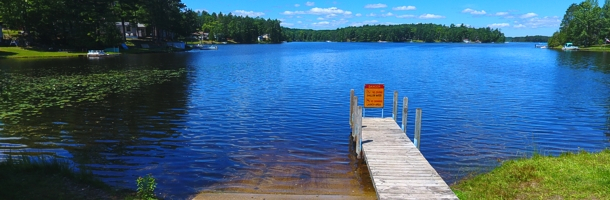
[{"x1": 182, "y1": 0, "x2": 586, "y2": 37}]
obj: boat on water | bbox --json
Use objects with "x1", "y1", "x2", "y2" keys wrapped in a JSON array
[
  {"x1": 196, "y1": 44, "x2": 218, "y2": 50},
  {"x1": 562, "y1": 43, "x2": 579, "y2": 51},
  {"x1": 87, "y1": 50, "x2": 107, "y2": 57},
  {"x1": 535, "y1": 43, "x2": 548, "y2": 48}
]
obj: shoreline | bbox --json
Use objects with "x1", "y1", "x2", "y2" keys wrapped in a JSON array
[{"x1": 451, "y1": 149, "x2": 610, "y2": 199}]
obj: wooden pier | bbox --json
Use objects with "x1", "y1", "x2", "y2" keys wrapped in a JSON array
[{"x1": 351, "y1": 90, "x2": 458, "y2": 200}]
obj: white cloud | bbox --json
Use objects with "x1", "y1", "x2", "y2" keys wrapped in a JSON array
[
  {"x1": 471, "y1": 10, "x2": 486, "y2": 15},
  {"x1": 419, "y1": 14, "x2": 445, "y2": 19},
  {"x1": 295, "y1": 4, "x2": 300, "y2": 7},
  {"x1": 233, "y1": 10, "x2": 265, "y2": 17},
  {"x1": 306, "y1": 1, "x2": 315, "y2": 6},
  {"x1": 281, "y1": 22, "x2": 294, "y2": 26},
  {"x1": 487, "y1": 23, "x2": 510, "y2": 28},
  {"x1": 365, "y1": 3, "x2": 387, "y2": 9},
  {"x1": 507, "y1": 15, "x2": 559, "y2": 29},
  {"x1": 282, "y1": 7, "x2": 352, "y2": 16},
  {"x1": 393, "y1": 6, "x2": 416, "y2": 11},
  {"x1": 495, "y1": 12, "x2": 509, "y2": 16},
  {"x1": 312, "y1": 19, "x2": 349, "y2": 27},
  {"x1": 356, "y1": 13, "x2": 362, "y2": 17},
  {"x1": 462, "y1": 8, "x2": 474, "y2": 13},
  {"x1": 297, "y1": 21, "x2": 303, "y2": 24},
  {"x1": 396, "y1": 15, "x2": 416, "y2": 18},
  {"x1": 382, "y1": 12, "x2": 394, "y2": 17},
  {"x1": 520, "y1": 12, "x2": 538, "y2": 18},
  {"x1": 309, "y1": 7, "x2": 347, "y2": 15},
  {"x1": 313, "y1": 21, "x2": 330, "y2": 25},
  {"x1": 366, "y1": 12, "x2": 395, "y2": 18},
  {"x1": 522, "y1": 16, "x2": 560, "y2": 28},
  {"x1": 462, "y1": 8, "x2": 486, "y2": 15},
  {"x1": 282, "y1": 11, "x2": 305, "y2": 15},
  {"x1": 317, "y1": 17, "x2": 325, "y2": 20},
  {"x1": 350, "y1": 20, "x2": 379, "y2": 26}
]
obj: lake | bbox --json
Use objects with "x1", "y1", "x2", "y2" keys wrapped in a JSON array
[{"x1": 1, "y1": 42, "x2": 610, "y2": 199}]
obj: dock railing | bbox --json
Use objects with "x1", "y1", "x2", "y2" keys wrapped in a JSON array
[{"x1": 350, "y1": 90, "x2": 422, "y2": 157}]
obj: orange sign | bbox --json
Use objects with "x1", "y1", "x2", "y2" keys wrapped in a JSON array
[{"x1": 364, "y1": 84, "x2": 384, "y2": 108}]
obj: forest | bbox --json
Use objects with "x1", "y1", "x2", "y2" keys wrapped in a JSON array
[
  {"x1": 506, "y1": 35, "x2": 550, "y2": 42},
  {"x1": 0, "y1": 0, "x2": 201, "y2": 48},
  {"x1": 283, "y1": 23, "x2": 505, "y2": 43},
  {"x1": 200, "y1": 11, "x2": 283, "y2": 44},
  {"x1": 0, "y1": 0, "x2": 506, "y2": 49},
  {"x1": 0, "y1": 0, "x2": 284, "y2": 48},
  {"x1": 548, "y1": 0, "x2": 610, "y2": 47}
]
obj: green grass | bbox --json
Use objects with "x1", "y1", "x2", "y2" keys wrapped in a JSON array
[
  {"x1": 0, "y1": 47, "x2": 86, "y2": 58},
  {"x1": 578, "y1": 44, "x2": 610, "y2": 52},
  {"x1": 452, "y1": 150, "x2": 610, "y2": 199},
  {"x1": 0, "y1": 155, "x2": 133, "y2": 199}
]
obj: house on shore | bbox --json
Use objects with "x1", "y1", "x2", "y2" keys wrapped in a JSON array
[
  {"x1": 115, "y1": 22, "x2": 146, "y2": 38},
  {"x1": 192, "y1": 32, "x2": 209, "y2": 40},
  {"x1": 258, "y1": 34, "x2": 269, "y2": 42}
]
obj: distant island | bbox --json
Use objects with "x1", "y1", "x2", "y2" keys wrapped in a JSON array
[{"x1": 505, "y1": 35, "x2": 550, "y2": 43}]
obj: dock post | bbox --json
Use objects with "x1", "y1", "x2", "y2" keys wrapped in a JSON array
[
  {"x1": 402, "y1": 97, "x2": 408, "y2": 133},
  {"x1": 355, "y1": 106, "x2": 362, "y2": 159},
  {"x1": 351, "y1": 96, "x2": 358, "y2": 141},
  {"x1": 414, "y1": 108, "x2": 422, "y2": 149},
  {"x1": 350, "y1": 89, "x2": 354, "y2": 128},
  {"x1": 393, "y1": 91, "x2": 398, "y2": 121}
]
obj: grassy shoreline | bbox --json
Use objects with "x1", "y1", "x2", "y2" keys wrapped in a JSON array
[
  {"x1": 0, "y1": 47, "x2": 88, "y2": 58},
  {"x1": 550, "y1": 44, "x2": 610, "y2": 51},
  {"x1": 451, "y1": 149, "x2": 610, "y2": 199},
  {"x1": 4, "y1": 150, "x2": 609, "y2": 199}
]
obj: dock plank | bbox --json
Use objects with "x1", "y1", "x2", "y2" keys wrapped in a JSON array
[{"x1": 360, "y1": 117, "x2": 457, "y2": 200}]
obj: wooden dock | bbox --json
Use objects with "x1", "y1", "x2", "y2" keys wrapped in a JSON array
[
  {"x1": 361, "y1": 117, "x2": 457, "y2": 200},
  {"x1": 350, "y1": 89, "x2": 458, "y2": 200}
]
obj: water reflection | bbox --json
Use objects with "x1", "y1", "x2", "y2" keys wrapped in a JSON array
[
  {"x1": 555, "y1": 50, "x2": 610, "y2": 142},
  {"x1": 1, "y1": 44, "x2": 610, "y2": 198}
]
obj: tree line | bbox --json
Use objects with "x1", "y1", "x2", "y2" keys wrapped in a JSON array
[
  {"x1": 0, "y1": 0, "x2": 506, "y2": 49},
  {"x1": 506, "y1": 35, "x2": 550, "y2": 42},
  {"x1": 548, "y1": 0, "x2": 610, "y2": 47},
  {"x1": 0, "y1": 0, "x2": 200, "y2": 49},
  {"x1": 200, "y1": 11, "x2": 283, "y2": 44},
  {"x1": 283, "y1": 23, "x2": 505, "y2": 43}
]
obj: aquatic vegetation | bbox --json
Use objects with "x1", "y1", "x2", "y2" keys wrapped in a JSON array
[
  {"x1": 0, "y1": 69, "x2": 185, "y2": 123},
  {"x1": 136, "y1": 174, "x2": 158, "y2": 200}
]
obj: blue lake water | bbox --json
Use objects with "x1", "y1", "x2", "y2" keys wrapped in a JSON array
[{"x1": 1, "y1": 42, "x2": 610, "y2": 199}]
